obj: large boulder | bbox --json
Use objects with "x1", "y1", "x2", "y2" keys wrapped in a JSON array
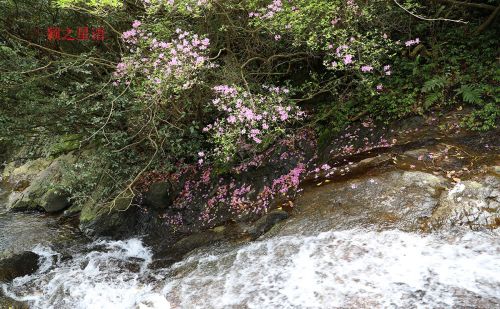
[
  {"x1": 0, "y1": 251, "x2": 39, "y2": 282},
  {"x1": 40, "y1": 188, "x2": 71, "y2": 213},
  {"x1": 2, "y1": 158, "x2": 52, "y2": 191},
  {"x1": 267, "y1": 170, "x2": 448, "y2": 237},
  {"x1": 79, "y1": 196, "x2": 142, "y2": 239},
  {"x1": 6, "y1": 153, "x2": 75, "y2": 213}
]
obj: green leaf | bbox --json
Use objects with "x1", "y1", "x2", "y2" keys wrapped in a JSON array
[
  {"x1": 455, "y1": 85, "x2": 483, "y2": 105},
  {"x1": 422, "y1": 77, "x2": 446, "y2": 93}
]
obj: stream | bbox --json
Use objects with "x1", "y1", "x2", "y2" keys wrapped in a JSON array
[
  {"x1": 2, "y1": 166, "x2": 500, "y2": 308},
  {"x1": 3, "y1": 228, "x2": 500, "y2": 308},
  {"x1": 2, "y1": 128, "x2": 500, "y2": 309}
]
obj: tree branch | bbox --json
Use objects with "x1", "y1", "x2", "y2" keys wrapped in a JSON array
[
  {"x1": 436, "y1": 0, "x2": 496, "y2": 11},
  {"x1": 474, "y1": 4, "x2": 500, "y2": 35},
  {"x1": 394, "y1": 0, "x2": 468, "y2": 23}
]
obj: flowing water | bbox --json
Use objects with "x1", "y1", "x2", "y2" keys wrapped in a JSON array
[
  {"x1": 0, "y1": 186, "x2": 81, "y2": 258},
  {"x1": 1, "y1": 179, "x2": 500, "y2": 308},
  {"x1": 2, "y1": 229, "x2": 499, "y2": 308}
]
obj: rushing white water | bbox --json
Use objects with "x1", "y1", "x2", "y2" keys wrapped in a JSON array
[
  {"x1": 3, "y1": 229, "x2": 500, "y2": 309},
  {"x1": 2, "y1": 239, "x2": 170, "y2": 309}
]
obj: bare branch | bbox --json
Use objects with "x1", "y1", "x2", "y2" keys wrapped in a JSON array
[{"x1": 393, "y1": 0, "x2": 468, "y2": 23}]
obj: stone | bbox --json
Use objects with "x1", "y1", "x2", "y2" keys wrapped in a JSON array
[
  {"x1": 6, "y1": 153, "x2": 75, "y2": 212},
  {"x1": 0, "y1": 251, "x2": 39, "y2": 282},
  {"x1": 2, "y1": 158, "x2": 52, "y2": 189},
  {"x1": 144, "y1": 182, "x2": 173, "y2": 210},
  {"x1": 249, "y1": 209, "x2": 289, "y2": 239},
  {"x1": 40, "y1": 188, "x2": 71, "y2": 213},
  {"x1": 429, "y1": 176, "x2": 500, "y2": 230},
  {"x1": 266, "y1": 170, "x2": 448, "y2": 237},
  {"x1": 79, "y1": 196, "x2": 141, "y2": 239},
  {"x1": 170, "y1": 230, "x2": 225, "y2": 256}
]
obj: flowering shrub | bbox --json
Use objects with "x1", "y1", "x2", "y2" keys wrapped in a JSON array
[
  {"x1": 247, "y1": 0, "x2": 400, "y2": 90},
  {"x1": 203, "y1": 85, "x2": 304, "y2": 163},
  {"x1": 114, "y1": 23, "x2": 213, "y2": 101}
]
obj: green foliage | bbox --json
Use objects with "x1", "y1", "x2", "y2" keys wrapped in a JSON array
[
  {"x1": 56, "y1": 0, "x2": 122, "y2": 9},
  {"x1": 455, "y1": 85, "x2": 484, "y2": 105},
  {"x1": 463, "y1": 103, "x2": 499, "y2": 131},
  {"x1": 1, "y1": 0, "x2": 498, "y2": 210}
]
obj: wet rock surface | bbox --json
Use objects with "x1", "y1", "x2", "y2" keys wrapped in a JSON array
[
  {"x1": 0, "y1": 251, "x2": 39, "y2": 282},
  {"x1": 427, "y1": 176, "x2": 499, "y2": 230},
  {"x1": 0, "y1": 292, "x2": 29, "y2": 309},
  {"x1": 248, "y1": 209, "x2": 289, "y2": 239},
  {"x1": 266, "y1": 170, "x2": 445, "y2": 237}
]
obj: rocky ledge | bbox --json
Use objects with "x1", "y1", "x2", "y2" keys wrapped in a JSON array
[{"x1": 1, "y1": 109, "x2": 498, "y2": 264}]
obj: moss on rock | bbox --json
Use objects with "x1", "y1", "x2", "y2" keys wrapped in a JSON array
[{"x1": 6, "y1": 154, "x2": 76, "y2": 212}]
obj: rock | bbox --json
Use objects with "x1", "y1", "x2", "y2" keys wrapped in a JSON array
[
  {"x1": 40, "y1": 188, "x2": 71, "y2": 213},
  {"x1": 267, "y1": 170, "x2": 448, "y2": 237},
  {"x1": 403, "y1": 148, "x2": 430, "y2": 160},
  {"x1": 7, "y1": 153, "x2": 75, "y2": 212},
  {"x1": 0, "y1": 291, "x2": 29, "y2": 309},
  {"x1": 249, "y1": 209, "x2": 289, "y2": 239},
  {"x1": 79, "y1": 196, "x2": 141, "y2": 239},
  {"x1": 2, "y1": 158, "x2": 53, "y2": 190},
  {"x1": 0, "y1": 251, "x2": 39, "y2": 282},
  {"x1": 429, "y1": 176, "x2": 499, "y2": 230},
  {"x1": 144, "y1": 182, "x2": 173, "y2": 210},
  {"x1": 170, "y1": 230, "x2": 225, "y2": 256},
  {"x1": 172, "y1": 232, "x2": 223, "y2": 253},
  {"x1": 49, "y1": 134, "x2": 81, "y2": 156},
  {"x1": 153, "y1": 226, "x2": 229, "y2": 263}
]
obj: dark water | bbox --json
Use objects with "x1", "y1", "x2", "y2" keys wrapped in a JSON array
[{"x1": 0, "y1": 186, "x2": 82, "y2": 258}]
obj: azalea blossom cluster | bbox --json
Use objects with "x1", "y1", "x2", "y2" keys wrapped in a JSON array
[
  {"x1": 249, "y1": 0, "x2": 284, "y2": 19},
  {"x1": 114, "y1": 22, "x2": 213, "y2": 95},
  {"x1": 323, "y1": 37, "x2": 396, "y2": 78},
  {"x1": 405, "y1": 38, "x2": 420, "y2": 47},
  {"x1": 247, "y1": 0, "x2": 406, "y2": 94},
  {"x1": 203, "y1": 85, "x2": 304, "y2": 161}
]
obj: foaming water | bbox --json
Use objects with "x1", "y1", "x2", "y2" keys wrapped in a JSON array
[
  {"x1": 2, "y1": 239, "x2": 170, "y2": 309},
  {"x1": 163, "y1": 229, "x2": 500, "y2": 308},
  {"x1": 3, "y1": 229, "x2": 499, "y2": 308}
]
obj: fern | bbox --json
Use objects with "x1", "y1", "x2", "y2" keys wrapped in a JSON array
[
  {"x1": 455, "y1": 85, "x2": 483, "y2": 105},
  {"x1": 422, "y1": 76, "x2": 447, "y2": 93},
  {"x1": 424, "y1": 92, "x2": 442, "y2": 109}
]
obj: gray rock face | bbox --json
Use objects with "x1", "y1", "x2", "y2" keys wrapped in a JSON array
[
  {"x1": 0, "y1": 251, "x2": 39, "y2": 282},
  {"x1": 267, "y1": 168, "x2": 500, "y2": 238},
  {"x1": 249, "y1": 209, "x2": 289, "y2": 239},
  {"x1": 79, "y1": 197, "x2": 140, "y2": 239},
  {"x1": 6, "y1": 154, "x2": 75, "y2": 213},
  {"x1": 429, "y1": 176, "x2": 499, "y2": 230},
  {"x1": 40, "y1": 189, "x2": 71, "y2": 213},
  {"x1": 270, "y1": 170, "x2": 447, "y2": 237}
]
